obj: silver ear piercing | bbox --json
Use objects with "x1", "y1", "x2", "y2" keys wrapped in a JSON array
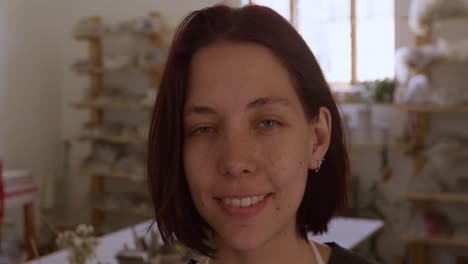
[{"x1": 315, "y1": 158, "x2": 325, "y2": 173}]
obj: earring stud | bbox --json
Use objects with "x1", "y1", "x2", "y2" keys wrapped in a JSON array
[{"x1": 315, "y1": 158, "x2": 325, "y2": 173}]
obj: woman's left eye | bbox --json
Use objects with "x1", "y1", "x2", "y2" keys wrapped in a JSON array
[{"x1": 258, "y1": 119, "x2": 281, "y2": 128}]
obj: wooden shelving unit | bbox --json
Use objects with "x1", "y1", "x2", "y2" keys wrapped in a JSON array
[
  {"x1": 80, "y1": 168, "x2": 144, "y2": 183},
  {"x1": 72, "y1": 13, "x2": 167, "y2": 233},
  {"x1": 405, "y1": 192, "x2": 468, "y2": 204},
  {"x1": 74, "y1": 28, "x2": 169, "y2": 41},
  {"x1": 79, "y1": 134, "x2": 146, "y2": 145},
  {"x1": 75, "y1": 65, "x2": 162, "y2": 75},
  {"x1": 92, "y1": 205, "x2": 152, "y2": 218},
  {"x1": 340, "y1": 102, "x2": 468, "y2": 113},
  {"x1": 401, "y1": 234, "x2": 468, "y2": 248},
  {"x1": 402, "y1": 104, "x2": 468, "y2": 113},
  {"x1": 401, "y1": 13, "x2": 468, "y2": 264},
  {"x1": 350, "y1": 142, "x2": 402, "y2": 149},
  {"x1": 339, "y1": 102, "x2": 396, "y2": 107},
  {"x1": 72, "y1": 100, "x2": 153, "y2": 111}
]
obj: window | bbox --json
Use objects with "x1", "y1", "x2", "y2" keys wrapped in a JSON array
[{"x1": 248, "y1": 0, "x2": 395, "y2": 88}]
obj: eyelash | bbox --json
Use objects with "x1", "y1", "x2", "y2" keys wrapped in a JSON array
[
  {"x1": 188, "y1": 119, "x2": 282, "y2": 137},
  {"x1": 257, "y1": 119, "x2": 281, "y2": 129},
  {"x1": 191, "y1": 126, "x2": 216, "y2": 135}
]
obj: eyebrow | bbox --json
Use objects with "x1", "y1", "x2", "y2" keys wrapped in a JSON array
[
  {"x1": 184, "y1": 96, "x2": 290, "y2": 117},
  {"x1": 247, "y1": 97, "x2": 290, "y2": 109}
]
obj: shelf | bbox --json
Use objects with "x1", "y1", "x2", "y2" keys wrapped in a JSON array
[
  {"x1": 92, "y1": 205, "x2": 152, "y2": 218},
  {"x1": 350, "y1": 142, "x2": 402, "y2": 149},
  {"x1": 401, "y1": 104, "x2": 468, "y2": 113},
  {"x1": 338, "y1": 102, "x2": 395, "y2": 107},
  {"x1": 338, "y1": 102, "x2": 468, "y2": 113},
  {"x1": 74, "y1": 30, "x2": 163, "y2": 40},
  {"x1": 404, "y1": 192, "x2": 468, "y2": 204},
  {"x1": 81, "y1": 168, "x2": 145, "y2": 183},
  {"x1": 72, "y1": 100, "x2": 153, "y2": 111},
  {"x1": 401, "y1": 234, "x2": 468, "y2": 248},
  {"x1": 79, "y1": 134, "x2": 146, "y2": 145},
  {"x1": 430, "y1": 13, "x2": 468, "y2": 26},
  {"x1": 74, "y1": 65, "x2": 162, "y2": 75}
]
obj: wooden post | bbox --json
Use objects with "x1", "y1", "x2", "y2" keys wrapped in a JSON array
[
  {"x1": 91, "y1": 176, "x2": 105, "y2": 231},
  {"x1": 409, "y1": 26, "x2": 433, "y2": 263},
  {"x1": 413, "y1": 244, "x2": 428, "y2": 264},
  {"x1": 148, "y1": 69, "x2": 161, "y2": 89},
  {"x1": 350, "y1": 0, "x2": 357, "y2": 84},
  {"x1": 87, "y1": 17, "x2": 105, "y2": 231},
  {"x1": 411, "y1": 30, "x2": 432, "y2": 175},
  {"x1": 290, "y1": 0, "x2": 297, "y2": 28},
  {"x1": 412, "y1": 112, "x2": 430, "y2": 175},
  {"x1": 147, "y1": 12, "x2": 164, "y2": 46},
  {"x1": 23, "y1": 202, "x2": 36, "y2": 259},
  {"x1": 89, "y1": 37, "x2": 103, "y2": 124}
]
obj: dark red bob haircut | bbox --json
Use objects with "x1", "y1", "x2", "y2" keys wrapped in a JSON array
[{"x1": 147, "y1": 4, "x2": 349, "y2": 257}]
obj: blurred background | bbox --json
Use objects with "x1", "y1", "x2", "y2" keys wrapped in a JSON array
[{"x1": 1, "y1": 0, "x2": 468, "y2": 263}]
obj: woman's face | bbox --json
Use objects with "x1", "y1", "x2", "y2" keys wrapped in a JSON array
[{"x1": 183, "y1": 42, "x2": 323, "y2": 253}]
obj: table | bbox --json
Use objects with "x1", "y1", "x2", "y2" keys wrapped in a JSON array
[
  {"x1": 28, "y1": 217, "x2": 383, "y2": 264},
  {"x1": 310, "y1": 217, "x2": 384, "y2": 249},
  {"x1": 3, "y1": 170, "x2": 38, "y2": 259}
]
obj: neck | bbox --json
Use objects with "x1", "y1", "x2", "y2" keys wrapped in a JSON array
[{"x1": 210, "y1": 231, "x2": 318, "y2": 264}]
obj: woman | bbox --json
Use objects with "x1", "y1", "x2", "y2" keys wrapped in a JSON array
[{"x1": 147, "y1": 4, "x2": 373, "y2": 264}]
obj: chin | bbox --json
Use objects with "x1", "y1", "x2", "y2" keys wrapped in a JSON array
[{"x1": 218, "y1": 227, "x2": 271, "y2": 252}]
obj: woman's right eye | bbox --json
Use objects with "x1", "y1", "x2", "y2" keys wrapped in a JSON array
[{"x1": 191, "y1": 126, "x2": 215, "y2": 135}]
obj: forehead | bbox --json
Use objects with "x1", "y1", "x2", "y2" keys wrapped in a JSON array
[{"x1": 187, "y1": 41, "x2": 298, "y2": 105}]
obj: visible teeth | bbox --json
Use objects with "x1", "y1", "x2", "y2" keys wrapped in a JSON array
[
  {"x1": 241, "y1": 197, "x2": 251, "y2": 207},
  {"x1": 222, "y1": 195, "x2": 268, "y2": 207},
  {"x1": 251, "y1": 196, "x2": 259, "y2": 204},
  {"x1": 232, "y1": 198, "x2": 241, "y2": 207},
  {"x1": 223, "y1": 198, "x2": 232, "y2": 205}
]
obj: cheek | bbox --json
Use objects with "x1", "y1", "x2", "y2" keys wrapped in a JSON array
[
  {"x1": 183, "y1": 144, "x2": 215, "y2": 207},
  {"x1": 263, "y1": 140, "x2": 310, "y2": 209},
  {"x1": 265, "y1": 142, "x2": 309, "y2": 184}
]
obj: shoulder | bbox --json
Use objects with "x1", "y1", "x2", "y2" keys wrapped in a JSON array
[{"x1": 325, "y1": 242, "x2": 376, "y2": 264}]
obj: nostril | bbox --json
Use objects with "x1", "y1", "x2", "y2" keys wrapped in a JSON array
[{"x1": 221, "y1": 165, "x2": 254, "y2": 177}]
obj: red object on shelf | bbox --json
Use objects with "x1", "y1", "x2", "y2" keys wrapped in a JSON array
[
  {"x1": 0, "y1": 160, "x2": 4, "y2": 219},
  {"x1": 424, "y1": 210, "x2": 454, "y2": 237}
]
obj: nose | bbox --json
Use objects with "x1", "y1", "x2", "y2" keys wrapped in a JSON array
[{"x1": 217, "y1": 133, "x2": 257, "y2": 178}]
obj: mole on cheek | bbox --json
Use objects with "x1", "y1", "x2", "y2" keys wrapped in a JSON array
[{"x1": 276, "y1": 207, "x2": 280, "y2": 211}]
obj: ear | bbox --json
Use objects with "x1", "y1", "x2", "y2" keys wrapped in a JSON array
[{"x1": 307, "y1": 107, "x2": 332, "y2": 170}]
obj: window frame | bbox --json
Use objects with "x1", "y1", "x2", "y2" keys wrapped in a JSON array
[{"x1": 249, "y1": 0, "x2": 396, "y2": 87}]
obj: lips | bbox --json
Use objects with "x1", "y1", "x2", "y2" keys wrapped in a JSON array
[{"x1": 216, "y1": 193, "x2": 272, "y2": 218}]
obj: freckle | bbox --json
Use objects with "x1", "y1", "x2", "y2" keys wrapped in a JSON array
[
  {"x1": 276, "y1": 207, "x2": 280, "y2": 211},
  {"x1": 269, "y1": 156, "x2": 274, "y2": 165}
]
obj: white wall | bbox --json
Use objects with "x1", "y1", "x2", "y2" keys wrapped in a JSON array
[
  {"x1": 0, "y1": 0, "x2": 7, "y2": 156},
  {"x1": 0, "y1": 0, "x2": 65, "y2": 167},
  {"x1": 0, "y1": 0, "x2": 61, "y2": 172},
  {"x1": 0, "y1": 0, "x2": 66, "y2": 240}
]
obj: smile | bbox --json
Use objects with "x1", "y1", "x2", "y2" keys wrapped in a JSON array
[
  {"x1": 221, "y1": 195, "x2": 267, "y2": 208},
  {"x1": 215, "y1": 193, "x2": 273, "y2": 218}
]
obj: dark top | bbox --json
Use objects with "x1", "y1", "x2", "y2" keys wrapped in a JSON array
[{"x1": 188, "y1": 242, "x2": 375, "y2": 264}]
